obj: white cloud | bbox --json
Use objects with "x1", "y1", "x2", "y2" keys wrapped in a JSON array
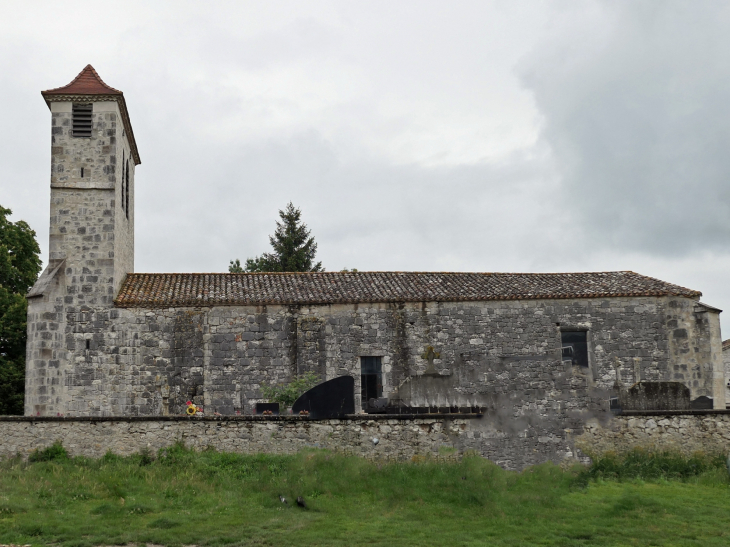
[
  {"x1": 521, "y1": 0, "x2": 730, "y2": 255},
  {"x1": 1, "y1": 0, "x2": 729, "y2": 335}
]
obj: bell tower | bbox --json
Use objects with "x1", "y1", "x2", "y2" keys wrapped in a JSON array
[
  {"x1": 25, "y1": 66, "x2": 141, "y2": 415},
  {"x1": 40, "y1": 64, "x2": 140, "y2": 303}
]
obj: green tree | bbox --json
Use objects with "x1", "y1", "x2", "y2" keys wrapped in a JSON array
[
  {"x1": 0, "y1": 205, "x2": 42, "y2": 415},
  {"x1": 229, "y1": 202, "x2": 323, "y2": 273},
  {"x1": 260, "y1": 372, "x2": 320, "y2": 407}
]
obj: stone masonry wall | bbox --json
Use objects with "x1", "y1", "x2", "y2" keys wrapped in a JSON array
[
  {"x1": 724, "y1": 346, "x2": 730, "y2": 403},
  {"x1": 0, "y1": 415, "x2": 574, "y2": 471},
  {"x1": 50, "y1": 295, "x2": 718, "y2": 419},
  {"x1": 26, "y1": 295, "x2": 724, "y2": 421},
  {"x1": 576, "y1": 411, "x2": 730, "y2": 456},
  {"x1": 24, "y1": 292, "x2": 726, "y2": 463},
  {"x1": 26, "y1": 100, "x2": 134, "y2": 416},
  {"x1": 48, "y1": 100, "x2": 134, "y2": 303},
  {"x1": 2, "y1": 412, "x2": 729, "y2": 471}
]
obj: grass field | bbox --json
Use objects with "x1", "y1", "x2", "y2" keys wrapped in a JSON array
[{"x1": 1, "y1": 443, "x2": 729, "y2": 546}]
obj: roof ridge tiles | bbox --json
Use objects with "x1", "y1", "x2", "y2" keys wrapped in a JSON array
[{"x1": 123, "y1": 270, "x2": 639, "y2": 276}]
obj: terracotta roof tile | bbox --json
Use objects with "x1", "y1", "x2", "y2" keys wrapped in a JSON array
[
  {"x1": 114, "y1": 271, "x2": 701, "y2": 308},
  {"x1": 42, "y1": 64, "x2": 122, "y2": 96},
  {"x1": 41, "y1": 65, "x2": 140, "y2": 165},
  {"x1": 723, "y1": 339, "x2": 730, "y2": 351}
]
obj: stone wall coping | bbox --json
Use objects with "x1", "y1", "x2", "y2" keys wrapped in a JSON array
[
  {"x1": 617, "y1": 409, "x2": 730, "y2": 416},
  {"x1": 0, "y1": 413, "x2": 484, "y2": 423}
]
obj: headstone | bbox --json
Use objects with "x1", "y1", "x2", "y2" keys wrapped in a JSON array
[
  {"x1": 619, "y1": 381, "x2": 690, "y2": 411},
  {"x1": 292, "y1": 375, "x2": 355, "y2": 419},
  {"x1": 365, "y1": 397, "x2": 389, "y2": 413},
  {"x1": 690, "y1": 396, "x2": 713, "y2": 410}
]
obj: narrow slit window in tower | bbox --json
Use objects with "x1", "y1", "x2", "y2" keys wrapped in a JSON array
[
  {"x1": 121, "y1": 151, "x2": 125, "y2": 213},
  {"x1": 125, "y1": 159, "x2": 130, "y2": 219},
  {"x1": 72, "y1": 104, "x2": 92, "y2": 137},
  {"x1": 80, "y1": 167, "x2": 84, "y2": 178}
]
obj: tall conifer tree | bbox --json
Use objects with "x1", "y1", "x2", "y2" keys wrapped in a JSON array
[{"x1": 229, "y1": 202, "x2": 323, "y2": 273}]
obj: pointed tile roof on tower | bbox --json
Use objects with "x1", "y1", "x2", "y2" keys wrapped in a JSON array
[
  {"x1": 41, "y1": 65, "x2": 141, "y2": 164},
  {"x1": 41, "y1": 64, "x2": 122, "y2": 96}
]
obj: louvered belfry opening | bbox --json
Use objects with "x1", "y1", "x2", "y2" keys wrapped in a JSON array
[{"x1": 72, "y1": 103, "x2": 93, "y2": 137}]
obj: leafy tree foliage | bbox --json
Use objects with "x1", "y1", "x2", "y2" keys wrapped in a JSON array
[
  {"x1": 0, "y1": 205, "x2": 42, "y2": 415},
  {"x1": 260, "y1": 372, "x2": 320, "y2": 407},
  {"x1": 229, "y1": 202, "x2": 323, "y2": 273}
]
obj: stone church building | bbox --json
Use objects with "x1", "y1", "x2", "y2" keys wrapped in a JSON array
[{"x1": 25, "y1": 66, "x2": 727, "y2": 419}]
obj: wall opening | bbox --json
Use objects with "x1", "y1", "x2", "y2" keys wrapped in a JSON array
[
  {"x1": 360, "y1": 356, "x2": 383, "y2": 404},
  {"x1": 125, "y1": 159, "x2": 130, "y2": 219},
  {"x1": 121, "y1": 151, "x2": 125, "y2": 213},
  {"x1": 561, "y1": 330, "x2": 588, "y2": 367}
]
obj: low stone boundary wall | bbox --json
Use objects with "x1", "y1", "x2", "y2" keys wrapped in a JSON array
[
  {"x1": 0, "y1": 415, "x2": 485, "y2": 463},
  {"x1": 2, "y1": 412, "x2": 728, "y2": 471},
  {"x1": 576, "y1": 411, "x2": 730, "y2": 456}
]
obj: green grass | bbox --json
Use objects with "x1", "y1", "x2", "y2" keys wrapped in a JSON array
[{"x1": 1, "y1": 444, "x2": 729, "y2": 546}]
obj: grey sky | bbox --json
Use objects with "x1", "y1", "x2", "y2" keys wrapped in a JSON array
[{"x1": 2, "y1": 0, "x2": 729, "y2": 334}]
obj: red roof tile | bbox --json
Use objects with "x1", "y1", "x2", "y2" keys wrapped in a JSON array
[
  {"x1": 114, "y1": 271, "x2": 701, "y2": 308},
  {"x1": 723, "y1": 339, "x2": 730, "y2": 351},
  {"x1": 42, "y1": 64, "x2": 122, "y2": 96},
  {"x1": 41, "y1": 65, "x2": 141, "y2": 165}
]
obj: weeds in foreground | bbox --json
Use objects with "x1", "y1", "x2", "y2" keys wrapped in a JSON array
[
  {"x1": 576, "y1": 448, "x2": 728, "y2": 485},
  {"x1": 0, "y1": 444, "x2": 728, "y2": 546},
  {"x1": 27, "y1": 440, "x2": 68, "y2": 463}
]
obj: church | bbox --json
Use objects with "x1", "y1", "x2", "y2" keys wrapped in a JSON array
[{"x1": 25, "y1": 66, "x2": 726, "y2": 419}]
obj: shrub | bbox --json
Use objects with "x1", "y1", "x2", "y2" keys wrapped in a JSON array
[
  {"x1": 28, "y1": 441, "x2": 68, "y2": 462},
  {"x1": 260, "y1": 372, "x2": 319, "y2": 407}
]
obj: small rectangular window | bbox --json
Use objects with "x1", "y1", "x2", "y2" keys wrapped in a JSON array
[
  {"x1": 561, "y1": 331, "x2": 588, "y2": 367},
  {"x1": 80, "y1": 167, "x2": 84, "y2": 178},
  {"x1": 360, "y1": 356, "x2": 383, "y2": 403},
  {"x1": 72, "y1": 104, "x2": 92, "y2": 137}
]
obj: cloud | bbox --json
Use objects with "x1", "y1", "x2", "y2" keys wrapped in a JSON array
[
  {"x1": 135, "y1": 130, "x2": 561, "y2": 274},
  {"x1": 520, "y1": 0, "x2": 730, "y2": 256},
  {"x1": 2, "y1": 0, "x2": 730, "y2": 334}
]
